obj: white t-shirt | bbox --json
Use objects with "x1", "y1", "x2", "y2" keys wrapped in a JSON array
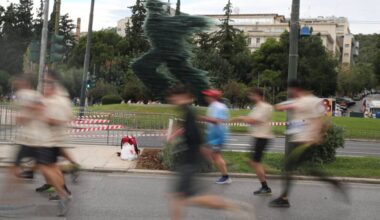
[
  {"x1": 249, "y1": 102, "x2": 274, "y2": 139},
  {"x1": 290, "y1": 95, "x2": 325, "y2": 143},
  {"x1": 15, "y1": 89, "x2": 51, "y2": 147},
  {"x1": 43, "y1": 89, "x2": 73, "y2": 147}
]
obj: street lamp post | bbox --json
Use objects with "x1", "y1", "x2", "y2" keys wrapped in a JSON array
[
  {"x1": 80, "y1": 0, "x2": 95, "y2": 116},
  {"x1": 285, "y1": 0, "x2": 300, "y2": 156},
  {"x1": 37, "y1": 0, "x2": 50, "y2": 92}
]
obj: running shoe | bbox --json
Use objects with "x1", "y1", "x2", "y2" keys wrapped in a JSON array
[
  {"x1": 70, "y1": 163, "x2": 80, "y2": 183},
  {"x1": 49, "y1": 189, "x2": 72, "y2": 201},
  {"x1": 215, "y1": 176, "x2": 232, "y2": 185},
  {"x1": 35, "y1": 184, "x2": 54, "y2": 193},
  {"x1": 253, "y1": 187, "x2": 272, "y2": 196},
  {"x1": 269, "y1": 197, "x2": 290, "y2": 208},
  {"x1": 18, "y1": 170, "x2": 34, "y2": 180},
  {"x1": 57, "y1": 198, "x2": 69, "y2": 217}
]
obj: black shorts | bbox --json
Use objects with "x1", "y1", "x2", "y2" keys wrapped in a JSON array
[
  {"x1": 251, "y1": 138, "x2": 270, "y2": 162},
  {"x1": 14, "y1": 145, "x2": 38, "y2": 166},
  {"x1": 36, "y1": 147, "x2": 60, "y2": 165},
  {"x1": 173, "y1": 164, "x2": 200, "y2": 198}
]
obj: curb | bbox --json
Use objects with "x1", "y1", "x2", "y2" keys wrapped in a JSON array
[
  {"x1": 230, "y1": 133, "x2": 380, "y2": 142},
  {"x1": 1, "y1": 164, "x2": 379, "y2": 184},
  {"x1": 127, "y1": 169, "x2": 380, "y2": 184}
]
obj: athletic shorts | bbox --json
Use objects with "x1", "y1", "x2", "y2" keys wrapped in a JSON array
[
  {"x1": 251, "y1": 138, "x2": 270, "y2": 162},
  {"x1": 36, "y1": 147, "x2": 60, "y2": 165},
  {"x1": 14, "y1": 145, "x2": 38, "y2": 166},
  {"x1": 173, "y1": 164, "x2": 200, "y2": 198}
]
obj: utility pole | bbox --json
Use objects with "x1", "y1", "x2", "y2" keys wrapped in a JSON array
[
  {"x1": 37, "y1": 0, "x2": 50, "y2": 92},
  {"x1": 80, "y1": 0, "x2": 95, "y2": 115},
  {"x1": 285, "y1": 0, "x2": 300, "y2": 156},
  {"x1": 54, "y1": 0, "x2": 61, "y2": 35}
]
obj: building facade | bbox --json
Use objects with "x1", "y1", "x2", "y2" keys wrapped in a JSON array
[
  {"x1": 117, "y1": 17, "x2": 131, "y2": 37},
  {"x1": 204, "y1": 14, "x2": 358, "y2": 65}
]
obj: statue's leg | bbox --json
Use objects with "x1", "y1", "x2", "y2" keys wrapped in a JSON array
[
  {"x1": 166, "y1": 57, "x2": 210, "y2": 101},
  {"x1": 132, "y1": 49, "x2": 174, "y2": 96}
]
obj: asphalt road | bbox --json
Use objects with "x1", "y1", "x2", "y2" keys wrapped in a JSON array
[
  {"x1": 1, "y1": 128, "x2": 379, "y2": 157},
  {"x1": 0, "y1": 172, "x2": 379, "y2": 220}
]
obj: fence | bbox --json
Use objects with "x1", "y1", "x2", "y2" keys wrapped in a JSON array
[
  {"x1": 0, "y1": 105, "x2": 175, "y2": 146},
  {"x1": 1, "y1": 104, "x2": 380, "y2": 146}
]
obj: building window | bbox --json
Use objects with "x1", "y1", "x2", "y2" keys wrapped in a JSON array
[
  {"x1": 345, "y1": 44, "x2": 350, "y2": 48},
  {"x1": 344, "y1": 53, "x2": 350, "y2": 57},
  {"x1": 247, "y1": 38, "x2": 252, "y2": 45},
  {"x1": 256, "y1": 38, "x2": 261, "y2": 44}
]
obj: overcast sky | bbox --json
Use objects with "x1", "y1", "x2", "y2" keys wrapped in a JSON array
[{"x1": 1, "y1": 0, "x2": 379, "y2": 34}]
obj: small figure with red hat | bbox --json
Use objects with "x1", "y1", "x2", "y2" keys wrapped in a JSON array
[{"x1": 199, "y1": 89, "x2": 231, "y2": 185}]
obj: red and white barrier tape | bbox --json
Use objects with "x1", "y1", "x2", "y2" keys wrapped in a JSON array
[
  {"x1": 71, "y1": 119, "x2": 110, "y2": 125},
  {"x1": 69, "y1": 125, "x2": 125, "y2": 133},
  {"x1": 69, "y1": 133, "x2": 166, "y2": 138},
  {"x1": 76, "y1": 114, "x2": 111, "y2": 119}
]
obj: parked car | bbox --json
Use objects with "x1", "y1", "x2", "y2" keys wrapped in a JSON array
[{"x1": 336, "y1": 97, "x2": 356, "y2": 108}]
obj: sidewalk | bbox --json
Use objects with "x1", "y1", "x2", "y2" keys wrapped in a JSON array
[
  {"x1": 0, "y1": 144, "x2": 137, "y2": 171},
  {"x1": 1, "y1": 144, "x2": 380, "y2": 184}
]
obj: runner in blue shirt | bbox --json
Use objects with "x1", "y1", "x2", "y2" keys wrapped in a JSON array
[{"x1": 199, "y1": 89, "x2": 231, "y2": 184}]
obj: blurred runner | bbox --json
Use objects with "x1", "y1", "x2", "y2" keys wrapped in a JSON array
[
  {"x1": 167, "y1": 86, "x2": 254, "y2": 220},
  {"x1": 35, "y1": 70, "x2": 79, "y2": 198},
  {"x1": 34, "y1": 70, "x2": 73, "y2": 216},
  {"x1": 231, "y1": 88, "x2": 274, "y2": 196},
  {"x1": 269, "y1": 80, "x2": 346, "y2": 208},
  {"x1": 199, "y1": 89, "x2": 231, "y2": 185},
  {"x1": 11, "y1": 75, "x2": 44, "y2": 179}
]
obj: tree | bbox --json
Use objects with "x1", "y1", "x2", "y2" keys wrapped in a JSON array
[
  {"x1": 0, "y1": 1, "x2": 34, "y2": 75},
  {"x1": 193, "y1": 49, "x2": 234, "y2": 88},
  {"x1": 251, "y1": 32, "x2": 338, "y2": 97},
  {"x1": 123, "y1": 70, "x2": 149, "y2": 102},
  {"x1": 69, "y1": 30, "x2": 130, "y2": 88},
  {"x1": 59, "y1": 13, "x2": 76, "y2": 61},
  {"x1": 0, "y1": 70, "x2": 11, "y2": 95},
  {"x1": 58, "y1": 66, "x2": 83, "y2": 98},
  {"x1": 214, "y1": 0, "x2": 242, "y2": 61},
  {"x1": 127, "y1": 0, "x2": 150, "y2": 55},
  {"x1": 175, "y1": 0, "x2": 181, "y2": 15},
  {"x1": 374, "y1": 35, "x2": 380, "y2": 84},
  {"x1": 88, "y1": 80, "x2": 118, "y2": 104},
  {"x1": 222, "y1": 80, "x2": 249, "y2": 107},
  {"x1": 338, "y1": 64, "x2": 377, "y2": 96}
]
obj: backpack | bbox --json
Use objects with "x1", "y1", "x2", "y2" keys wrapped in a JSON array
[{"x1": 119, "y1": 136, "x2": 140, "y2": 161}]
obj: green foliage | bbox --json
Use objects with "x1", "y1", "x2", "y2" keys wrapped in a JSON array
[
  {"x1": 122, "y1": 70, "x2": 149, "y2": 102},
  {"x1": 354, "y1": 34, "x2": 379, "y2": 65},
  {"x1": 101, "y1": 94, "x2": 123, "y2": 105},
  {"x1": 0, "y1": 70, "x2": 10, "y2": 95},
  {"x1": 127, "y1": 0, "x2": 150, "y2": 55},
  {"x1": 162, "y1": 138, "x2": 212, "y2": 172},
  {"x1": 69, "y1": 30, "x2": 130, "y2": 88},
  {"x1": 89, "y1": 80, "x2": 118, "y2": 103},
  {"x1": 58, "y1": 14, "x2": 76, "y2": 61},
  {"x1": 251, "y1": 33, "x2": 339, "y2": 97},
  {"x1": 338, "y1": 64, "x2": 377, "y2": 96},
  {"x1": 222, "y1": 80, "x2": 249, "y2": 107},
  {"x1": 308, "y1": 125, "x2": 345, "y2": 164},
  {"x1": 0, "y1": 0, "x2": 34, "y2": 75},
  {"x1": 214, "y1": 0, "x2": 241, "y2": 61},
  {"x1": 374, "y1": 35, "x2": 380, "y2": 84},
  {"x1": 57, "y1": 66, "x2": 83, "y2": 98},
  {"x1": 193, "y1": 50, "x2": 234, "y2": 88}
]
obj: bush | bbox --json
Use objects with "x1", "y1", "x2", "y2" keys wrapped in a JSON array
[
  {"x1": 101, "y1": 95, "x2": 123, "y2": 105},
  {"x1": 161, "y1": 138, "x2": 213, "y2": 173},
  {"x1": 307, "y1": 125, "x2": 345, "y2": 164},
  {"x1": 89, "y1": 80, "x2": 118, "y2": 103}
]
